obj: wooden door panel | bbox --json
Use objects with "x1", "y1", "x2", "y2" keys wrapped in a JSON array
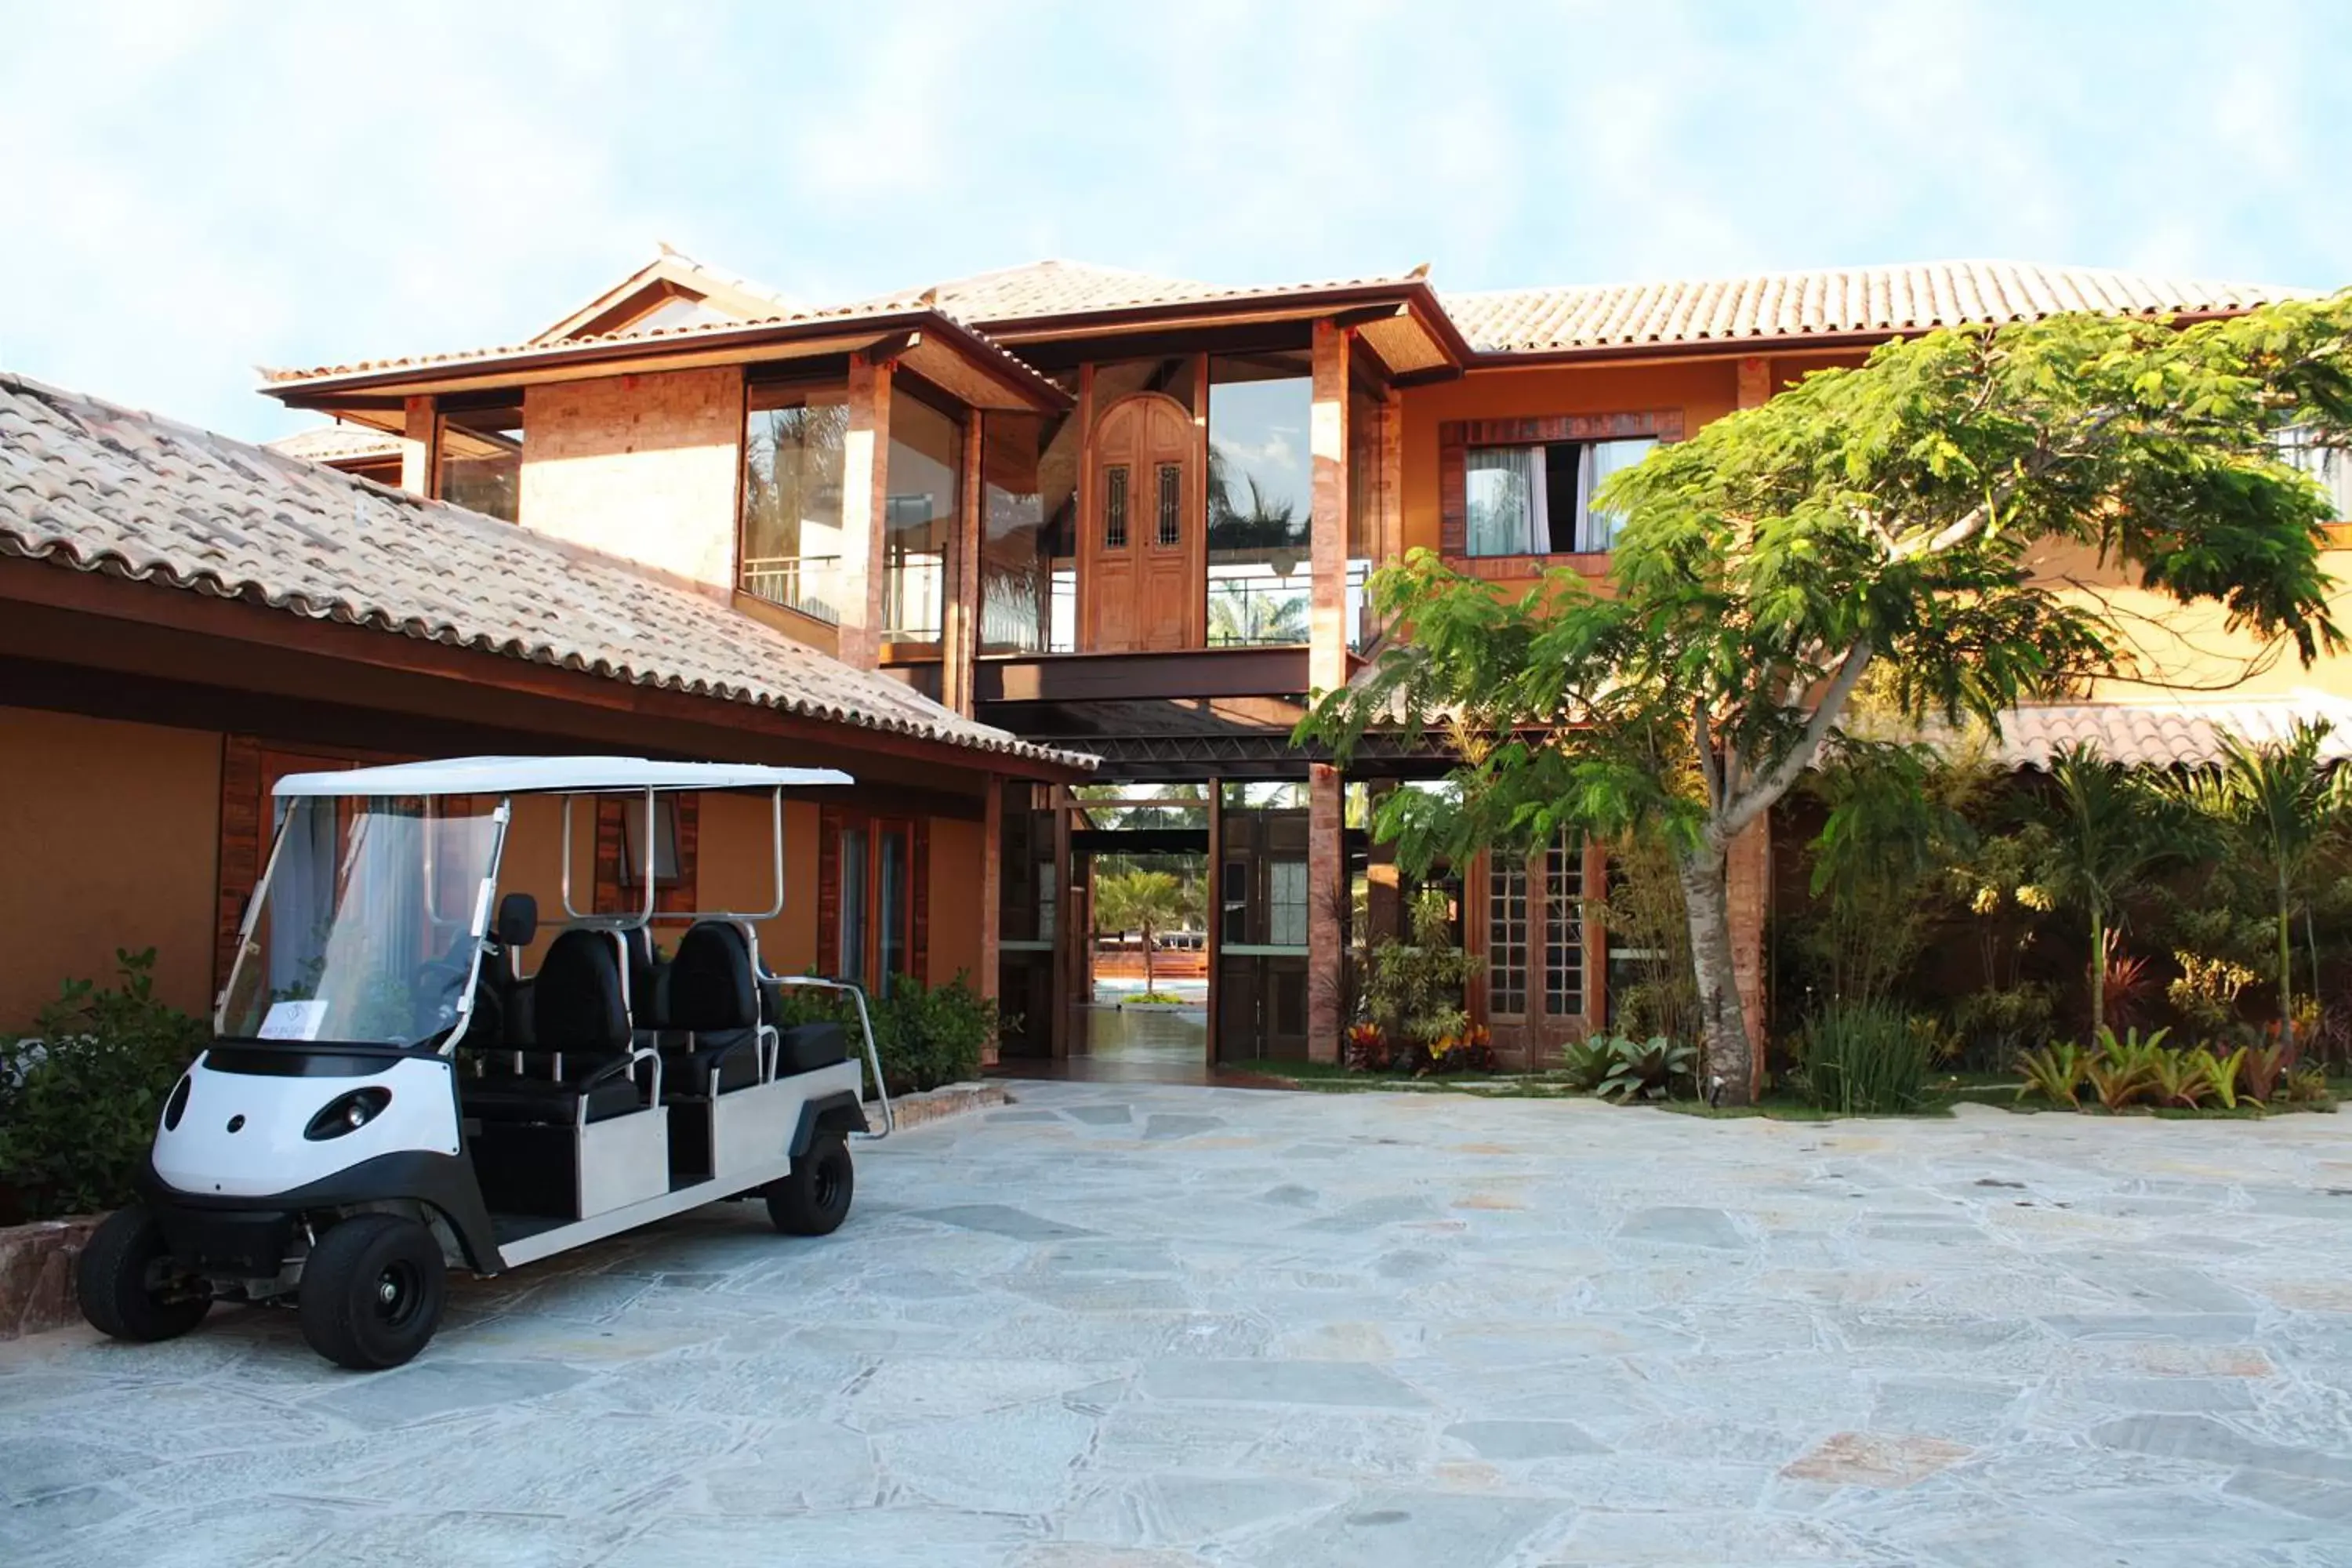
[{"x1": 1083, "y1": 394, "x2": 1198, "y2": 652}]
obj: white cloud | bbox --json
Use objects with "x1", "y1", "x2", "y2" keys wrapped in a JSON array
[{"x1": 2, "y1": 0, "x2": 2343, "y2": 441}]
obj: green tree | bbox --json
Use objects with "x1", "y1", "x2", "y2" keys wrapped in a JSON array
[
  {"x1": 2172, "y1": 719, "x2": 2352, "y2": 1046},
  {"x1": 1305, "y1": 298, "x2": 2352, "y2": 1102},
  {"x1": 1093, "y1": 868, "x2": 1190, "y2": 994},
  {"x1": 2034, "y1": 744, "x2": 2189, "y2": 1030}
]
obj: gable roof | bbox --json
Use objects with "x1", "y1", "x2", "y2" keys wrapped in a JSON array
[
  {"x1": 860, "y1": 259, "x2": 1219, "y2": 321},
  {"x1": 0, "y1": 372, "x2": 1092, "y2": 775},
  {"x1": 263, "y1": 424, "x2": 406, "y2": 465},
  {"x1": 531, "y1": 244, "x2": 804, "y2": 344},
  {"x1": 1443, "y1": 260, "x2": 2305, "y2": 356}
]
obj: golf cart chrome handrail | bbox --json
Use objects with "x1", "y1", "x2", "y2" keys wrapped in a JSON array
[
  {"x1": 557, "y1": 788, "x2": 789, "y2": 929},
  {"x1": 765, "y1": 975, "x2": 893, "y2": 1139}
]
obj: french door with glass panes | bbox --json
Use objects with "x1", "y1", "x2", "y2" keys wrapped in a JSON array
[{"x1": 1476, "y1": 833, "x2": 1599, "y2": 1065}]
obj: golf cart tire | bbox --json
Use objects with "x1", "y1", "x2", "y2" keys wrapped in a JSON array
[
  {"x1": 299, "y1": 1213, "x2": 447, "y2": 1370},
  {"x1": 77, "y1": 1203, "x2": 212, "y2": 1343},
  {"x1": 766, "y1": 1133, "x2": 854, "y2": 1236}
]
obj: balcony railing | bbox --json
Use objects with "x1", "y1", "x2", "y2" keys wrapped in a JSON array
[
  {"x1": 1205, "y1": 558, "x2": 1375, "y2": 649},
  {"x1": 740, "y1": 554, "x2": 843, "y2": 625}
]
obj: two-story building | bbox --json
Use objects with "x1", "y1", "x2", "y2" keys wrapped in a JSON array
[{"x1": 255, "y1": 249, "x2": 2347, "y2": 1071}]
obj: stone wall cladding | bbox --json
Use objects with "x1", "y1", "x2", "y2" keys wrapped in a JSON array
[
  {"x1": 0, "y1": 1217, "x2": 99, "y2": 1341},
  {"x1": 869, "y1": 1081, "x2": 1009, "y2": 1133}
]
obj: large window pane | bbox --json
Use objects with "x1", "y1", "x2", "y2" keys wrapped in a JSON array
[
  {"x1": 437, "y1": 400, "x2": 523, "y2": 523},
  {"x1": 980, "y1": 411, "x2": 1077, "y2": 654},
  {"x1": 878, "y1": 828, "x2": 909, "y2": 994},
  {"x1": 840, "y1": 826, "x2": 869, "y2": 984},
  {"x1": 884, "y1": 390, "x2": 960, "y2": 647},
  {"x1": 742, "y1": 384, "x2": 848, "y2": 621},
  {"x1": 1463, "y1": 437, "x2": 1658, "y2": 557},
  {"x1": 1207, "y1": 353, "x2": 1312, "y2": 646}
]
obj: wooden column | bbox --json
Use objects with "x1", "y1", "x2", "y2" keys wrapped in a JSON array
[
  {"x1": 1730, "y1": 353, "x2": 1775, "y2": 1085},
  {"x1": 1203, "y1": 774, "x2": 1223, "y2": 1069},
  {"x1": 839, "y1": 353, "x2": 894, "y2": 669},
  {"x1": 1306, "y1": 320, "x2": 1353, "y2": 1063},
  {"x1": 399, "y1": 394, "x2": 437, "y2": 497},
  {"x1": 979, "y1": 775, "x2": 1002, "y2": 1067},
  {"x1": 1377, "y1": 384, "x2": 1404, "y2": 568},
  {"x1": 1051, "y1": 788, "x2": 1076, "y2": 1061},
  {"x1": 943, "y1": 407, "x2": 984, "y2": 713}
]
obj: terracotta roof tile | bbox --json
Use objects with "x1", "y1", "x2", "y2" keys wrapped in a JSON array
[
  {"x1": 263, "y1": 425, "x2": 405, "y2": 463},
  {"x1": 0, "y1": 372, "x2": 1093, "y2": 773},
  {"x1": 849, "y1": 259, "x2": 1430, "y2": 324},
  {"x1": 1897, "y1": 693, "x2": 2352, "y2": 771},
  {"x1": 1442, "y1": 261, "x2": 2304, "y2": 354}
]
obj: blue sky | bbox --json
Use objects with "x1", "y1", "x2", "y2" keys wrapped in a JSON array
[{"x1": 4, "y1": 0, "x2": 2346, "y2": 440}]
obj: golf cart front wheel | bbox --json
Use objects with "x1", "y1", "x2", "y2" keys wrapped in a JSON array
[
  {"x1": 298, "y1": 1213, "x2": 446, "y2": 1370},
  {"x1": 77, "y1": 1203, "x2": 212, "y2": 1342},
  {"x1": 767, "y1": 1134, "x2": 854, "y2": 1236}
]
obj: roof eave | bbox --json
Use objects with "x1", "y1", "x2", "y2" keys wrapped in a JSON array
[{"x1": 263, "y1": 309, "x2": 1072, "y2": 415}]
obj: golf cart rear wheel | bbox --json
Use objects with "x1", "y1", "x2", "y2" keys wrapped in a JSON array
[
  {"x1": 77, "y1": 1203, "x2": 212, "y2": 1342},
  {"x1": 298, "y1": 1213, "x2": 446, "y2": 1370},
  {"x1": 767, "y1": 1133, "x2": 854, "y2": 1236}
]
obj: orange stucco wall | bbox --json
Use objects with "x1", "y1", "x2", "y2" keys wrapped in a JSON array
[
  {"x1": 521, "y1": 366, "x2": 746, "y2": 590},
  {"x1": 927, "y1": 815, "x2": 985, "y2": 987},
  {"x1": 0, "y1": 706, "x2": 223, "y2": 1027},
  {"x1": 694, "y1": 793, "x2": 822, "y2": 974}
]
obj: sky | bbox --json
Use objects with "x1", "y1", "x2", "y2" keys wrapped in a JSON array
[{"x1": 3, "y1": 0, "x2": 2347, "y2": 441}]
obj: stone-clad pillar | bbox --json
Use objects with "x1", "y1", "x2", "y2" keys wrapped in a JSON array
[
  {"x1": 839, "y1": 353, "x2": 894, "y2": 670},
  {"x1": 1306, "y1": 319, "x2": 1353, "y2": 1062}
]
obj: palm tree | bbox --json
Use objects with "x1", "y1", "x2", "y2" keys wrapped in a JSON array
[
  {"x1": 2035, "y1": 743, "x2": 2188, "y2": 1031},
  {"x1": 1093, "y1": 869, "x2": 1189, "y2": 994},
  {"x1": 1208, "y1": 590, "x2": 1308, "y2": 646},
  {"x1": 2172, "y1": 720, "x2": 2352, "y2": 1047}
]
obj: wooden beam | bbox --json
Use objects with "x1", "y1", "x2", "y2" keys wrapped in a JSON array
[
  {"x1": 975, "y1": 645, "x2": 1311, "y2": 704},
  {"x1": 400, "y1": 394, "x2": 436, "y2": 496},
  {"x1": 839, "y1": 352, "x2": 893, "y2": 668},
  {"x1": 943, "y1": 407, "x2": 983, "y2": 714}
]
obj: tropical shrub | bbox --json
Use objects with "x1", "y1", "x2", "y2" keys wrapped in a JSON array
[
  {"x1": 1, "y1": 949, "x2": 209, "y2": 1221},
  {"x1": 2241, "y1": 1040, "x2": 2296, "y2": 1103},
  {"x1": 1360, "y1": 888, "x2": 1472, "y2": 1051},
  {"x1": 2283, "y1": 1063, "x2": 2334, "y2": 1104},
  {"x1": 2167, "y1": 951, "x2": 2259, "y2": 1038},
  {"x1": 1798, "y1": 1000, "x2": 1933, "y2": 1115},
  {"x1": 774, "y1": 971, "x2": 1000, "y2": 1095},
  {"x1": 2082, "y1": 1025, "x2": 2171, "y2": 1112},
  {"x1": 1588, "y1": 1033, "x2": 1696, "y2": 1103},
  {"x1": 2016, "y1": 1041, "x2": 2086, "y2": 1107},
  {"x1": 1560, "y1": 1036, "x2": 1615, "y2": 1094},
  {"x1": 1344, "y1": 1022, "x2": 1391, "y2": 1073},
  {"x1": 1420, "y1": 1025, "x2": 1495, "y2": 1076},
  {"x1": 2150, "y1": 1047, "x2": 2216, "y2": 1109},
  {"x1": 1954, "y1": 983, "x2": 2056, "y2": 1074},
  {"x1": 2192, "y1": 1046, "x2": 2248, "y2": 1109}
]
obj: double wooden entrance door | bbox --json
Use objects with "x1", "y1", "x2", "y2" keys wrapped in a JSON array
[{"x1": 1082, "y1": 393, "x2": 1200, "y2": 652}]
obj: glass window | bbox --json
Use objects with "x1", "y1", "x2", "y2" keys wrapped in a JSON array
[
  {"x1": 436, "y1": 401, "x2": 523, "y2": 523},
  {"x1": 1544, "y1": 833, "x2": 1584, "y2": 1017},
  {"x1": 1156, "y1": 463, "x2": 1182, "y2": 547},
  {"x1": 2281, "y1": 427, "x2": 2352, "y2": 521},
  {"x1": 1104, "y1": 465, "x2": 1129, "y2": 548},
  {"x1": 742, "y1": 384, "x2": 849, "y2": 622},
  {"x1": 616, "y1": 796, "x2": 681, "y2": 888},
  {"x1": 1488, "y1": 855, "x2": 1529, "y2": 1015},
  {"x1": 1206, "y1": 354, "x2": 1312, "y2": 646},
  {"x1": 1267, "y1": 858, "x2": 1308, "y2": 949},
  {"x1": 884, "y1": 390, "x2": 960, "y2": 647},
  {"x1": 979, "y1": 412, "x2": 1077, "y2": 655},
  {"x1": 878, "y1": 828, "x2": 909, "y2": 995},
  {"x1": 1465, "y1": 437, "x2": 1658, "y2": 557},
  {"x1": 839, "y1": 826, "x2": 869, "y2": 984}
]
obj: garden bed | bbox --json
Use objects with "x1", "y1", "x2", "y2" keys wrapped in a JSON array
[{"x1": 0, "y1": 1216, "x2": 100, "y2": 1341}]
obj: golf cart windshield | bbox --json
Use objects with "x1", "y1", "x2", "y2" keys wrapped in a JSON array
[{"x1": 219, "y1": 795, "x2": 505, "y2": 1048}]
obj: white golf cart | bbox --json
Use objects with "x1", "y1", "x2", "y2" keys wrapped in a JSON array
[{"x1": 75, "y1": 757, "x2": 893, "y2": 1370}]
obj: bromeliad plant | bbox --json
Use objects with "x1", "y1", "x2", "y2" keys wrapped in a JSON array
[
  {"x1": 2016, "y1": 1041, "x2": 2087, "y2": 1107},
  {"x1": 1588, "y1": 1033, "x2": 1697, "y2": 1103}
]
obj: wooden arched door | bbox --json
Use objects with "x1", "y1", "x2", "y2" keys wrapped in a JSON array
[{"x1": 1083, "y1": 393, "x2": 1200, "y2": 652}]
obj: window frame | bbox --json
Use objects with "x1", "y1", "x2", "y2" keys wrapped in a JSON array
[
  {"x1": 1439, "y1": 410, "x2": 1682, "y2": 571},
  {"x1": 826, "y1": 809, "x2": 920, "y2": 996}
]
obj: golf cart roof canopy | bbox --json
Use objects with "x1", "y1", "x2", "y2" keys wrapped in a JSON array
[{"x1": 273, "y1": 756, "x2": 855, "y2": 799}]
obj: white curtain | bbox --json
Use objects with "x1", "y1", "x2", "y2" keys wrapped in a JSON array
[
  {"x1": 1465, "y1": 447, "x2": 1547, "y2": 557},
  {"x1": 1577, "y1": 437, "x2": 1659, "y2": 552}
]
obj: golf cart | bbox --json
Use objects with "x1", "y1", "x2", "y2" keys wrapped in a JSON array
[{"x1": 75, "y1": 757, "x2": 893, "y2": 1370}]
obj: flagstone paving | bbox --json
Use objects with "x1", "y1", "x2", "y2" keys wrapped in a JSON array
[{"x1": 9, "y1": 1083, "x2": 2352, "y2": 1565}]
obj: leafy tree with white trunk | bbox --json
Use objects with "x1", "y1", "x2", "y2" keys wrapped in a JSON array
[{"x1": 1304, "y1": 298, "x2": 2352, "y2": 1105}]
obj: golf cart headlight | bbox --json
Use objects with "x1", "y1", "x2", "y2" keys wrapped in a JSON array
[
  {"x1": 162, "y1": 1074, "x2": 192, "y2": 1131},
  {"x1": 304, "y1": 1087, "x2": 391, "y2": 1141}
]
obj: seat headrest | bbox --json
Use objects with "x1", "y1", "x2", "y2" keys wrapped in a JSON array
[
  {"x1": 532, "y1": 928, "x2": 630, "y2": 1052},
  {"x1": 666, "y1": 921, "x2": 758, "y2": 1033}
]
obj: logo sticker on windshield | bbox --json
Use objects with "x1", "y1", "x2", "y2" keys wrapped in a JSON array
[{"x1": 259, "y1": 1000, "x2": 330, "y2": 1040}]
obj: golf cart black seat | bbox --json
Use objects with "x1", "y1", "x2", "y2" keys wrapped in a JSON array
[
  {"x1": 777, "y1": 1020, "x2": 850, "y2": 1076},
  {"x1": 658, "y1": 921, "x2": 764, "y2": 1097},
  {"x1": 465, "y1": 928, "x2": 641, "y2": 1126}
]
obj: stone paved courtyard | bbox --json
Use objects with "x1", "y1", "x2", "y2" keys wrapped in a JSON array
[{"x1": 9, "y1": 1083, "x2": 2352, "y2": 1566}]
